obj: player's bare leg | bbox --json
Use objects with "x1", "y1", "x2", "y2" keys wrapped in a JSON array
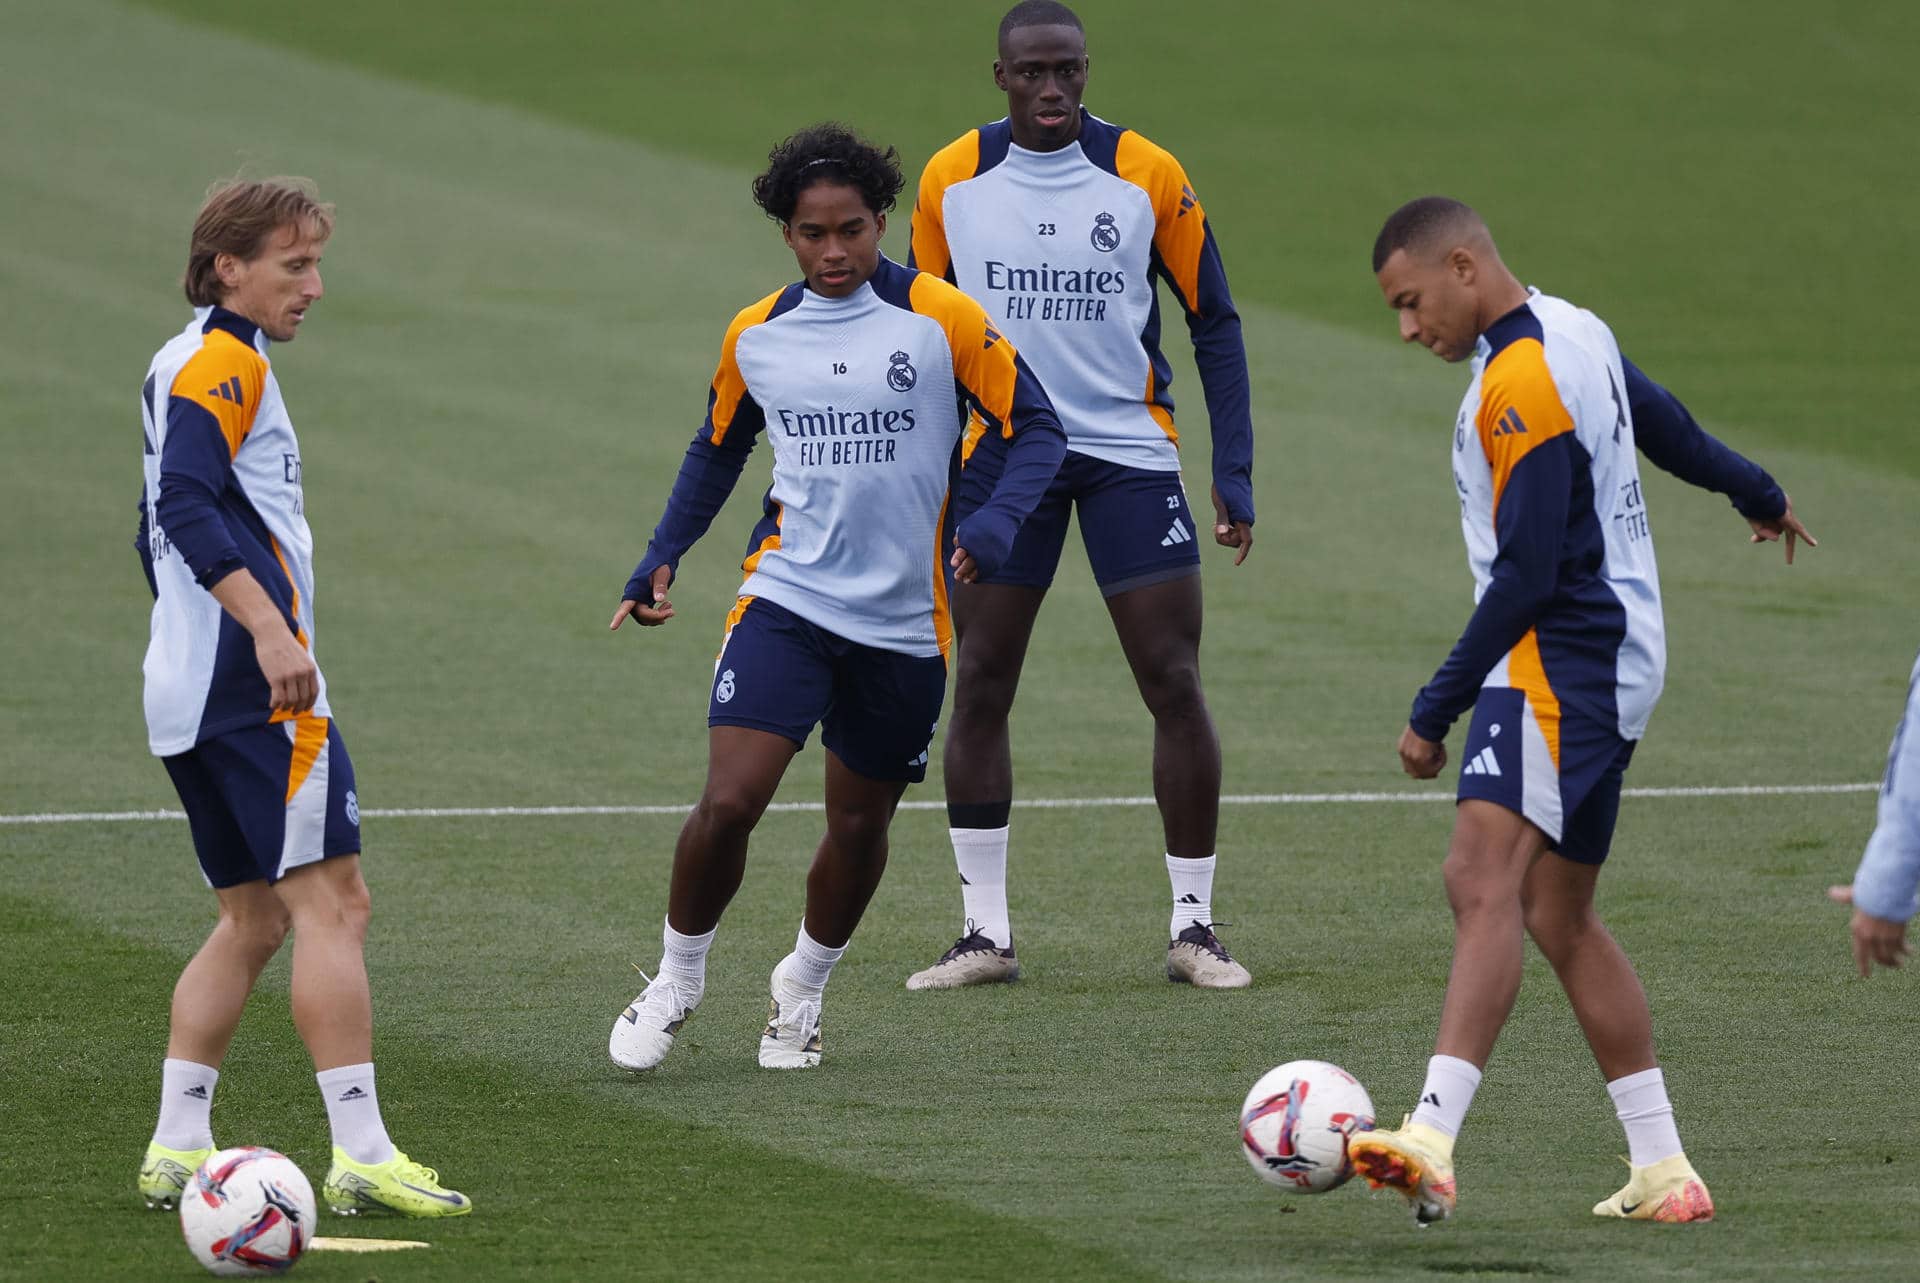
[
  {"x1": 615, "y1": 726, "x2": 796, "y2": 1071},
  {"x1": 1107, "y1": 574, "x2": 1247, "y2": 987},
  {"x1": 168, "y1": 880, "x2": 290, "y2": 1066},
  {"x1": 762, "y1": 752, "x2": 907, "y2": 1067},
  {"x1": 1351, "y1": 800, "x2": 1544, "y2": 1221},
  {"x1": 143, "y1": 881, "x2": 289, "y2": 1208},
  {"x1": 908, "y1": 583, "x2": 1044, "y2": 989},
  {"x1": 1523, "y1": 851, "x2": 1712, "y2": 1222},
  {"x1": 667, "y1": 726, "x2": 801, "y2": 935},
  {"x1": 275, "y1": 856, "x2": 374, "y2": 1071}
]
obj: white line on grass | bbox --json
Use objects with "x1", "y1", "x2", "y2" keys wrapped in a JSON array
[{"x1": 0, "y1": 782, "x2": 1878, "y2": 826}]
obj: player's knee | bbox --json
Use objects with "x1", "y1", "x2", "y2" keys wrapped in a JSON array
[
  {"x1": 223, "y1": 901, "x2": 291, "y2": 958},
  {"x1": 1441, "y1": 853, "x2": 1515, "y2": 921},
  {"x1": 1138, "y1": 658, "x2": 1207, "y2": 724},
  {"x1": 694, "y1": 787, "x2": 765, "y2": 843},
  {"x1": 951, "y1": 662, "x2": 1019, "y2": 724},
  {"x1": 825, "y1": 803, "x2": 891, "y2": 860}
]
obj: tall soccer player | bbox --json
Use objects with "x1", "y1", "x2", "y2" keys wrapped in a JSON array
[
  {"x1": 1828, "y1": 650, "x2": 1920, "y2": 976},
  {"x1": 904, "y1": 1, "x2": 1256, "y2": 991},
  {"x1": 1348, "y1": 196, "x2": 1814, "y2": 1224},
  {"x1": 135, "y1": 179, "x2": 470, "y2": 1218},
  {"x1": 607, "y1": 125, "x2": 1065, "y2": 1072}
]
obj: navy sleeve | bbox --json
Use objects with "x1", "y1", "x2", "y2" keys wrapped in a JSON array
[
  {"x1": 621, "y1": 393, "x2": 764, "y2": 602},
  {"x1": 135, "y1": 491, "x2": 158, "y2": 598},
  {"x1": 952, "y1": 353, "x2": 1066, "y2": 578},
  {"x1": 1624, "y1": 357, "x2": 1784, "y2": 521},
  {"x1": 1159, "y1": 226, "x2": 1254, "y2": 526},
  {"x1": 1409, "y1": 434, "x2": 1580, "y2": 741},
  {"x1": 152, "y1": 398, "x2": 246, "y2": 589}
]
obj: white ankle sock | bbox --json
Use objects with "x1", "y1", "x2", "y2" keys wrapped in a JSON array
[
  {"x1": 1166, "y1": 853, "x2": 1216, "y2": 939},
  {"x1": 152, "y1": 1058, "x2": 218, "y2": 1151},
  {"x1": 660, "y1": 918, "x2": 716, "y2": 1003},
  {"x1": 786, "y1": 924, "x2": 847, "y2": 996},
  {"x1": 951, "y1": 826, "x2": 1011, "y2": 948},
  {"x1": 316, "y1": 1062, "x2": 396, "y2": 1165},
  {"x1": 1409, "y1": 1054, "x2": 1483, "y2": 1139},
  {"x1": 1608, "y1": 1067, "x2": 1684, "y2": 1166}
]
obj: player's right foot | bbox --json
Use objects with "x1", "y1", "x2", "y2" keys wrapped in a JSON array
[
  {"x1": 609, "y1": 970, "x2": 697, "y2": 1072},
  {"x1": 905, "y1": 927, "x2": 1019, "y2": 990},
  {"x1": 1167, "y1": 921, "x2": 1252, "y2": 988},
  {"x1": 1593, "y1": 1153, "x2": 1714, "y2": 1222},
  {"x1": 323, "y1": 1147, "x2": 472, "y2": 1217},
  {"x1": 1349, "y1": 1118, "x2": 1457, "y2": 1225},
  {"x1": 759, "y1": 955, "x2": 823, "y2": 1069},
  {"x1": 138, "y1": 1141, "x2": 210, "y2": 1209}
]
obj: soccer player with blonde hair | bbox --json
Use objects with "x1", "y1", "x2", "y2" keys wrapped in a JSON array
[{"x1": 135, "y1": 178, "x2": 469, "y2": 1218}]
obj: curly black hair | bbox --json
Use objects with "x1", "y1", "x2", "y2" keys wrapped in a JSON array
[{"x1": 751, "y1": 123, "x2": 904, "y2": 225}]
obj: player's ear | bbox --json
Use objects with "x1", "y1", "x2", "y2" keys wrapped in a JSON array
[
  {"x1": 1448, "y1": 246, "x2": 1477, "y2": 285},
  {"x1": 874, "y1": 210, "x2": 887, "y2": 239},
  {"x1": 781, "y1": 222, "x2": 795, "y2": 251},
  {"x1": 993, "y1": 59, "x2": 1008, "y2": 91}
]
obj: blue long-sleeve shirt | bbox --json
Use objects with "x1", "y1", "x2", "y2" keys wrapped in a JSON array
[{"x1": 1854, "y1": 650, "x2": 1920, "y2": 923}]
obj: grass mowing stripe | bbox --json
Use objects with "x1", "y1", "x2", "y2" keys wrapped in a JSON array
[
  {"x1": 0, "y1": 782, "x2": 1881, "y2": 826},
  {"x1": 0, "y1": 892, "x2": 1170, "y2": 1283}
]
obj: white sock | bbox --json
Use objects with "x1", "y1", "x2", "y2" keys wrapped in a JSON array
[
  {"x1": 1410, "y1": 1054, "x2": 1483, "y2": 1139},
  {"x1": 785, "y1": 923, "x2": 847, "y2": 997},
  {"x1": 316, "y1": 1062, "x2": 396, "y2": 1165},
  {"x1": 1166, "y1": 853, "x2": 1216, "y2": 939},
  {"x1": 660, "y1": 918, "x2": 716, "y2": 1004},
  {"x1": 952, "y1": 826, "x2": 1012, "y2": 948},
  {"x1": 152, "y1": 1058, "x2": 219, "y2": 1151},
  {"x1": 1608, "y1": 1067, "x2": 1684, "y2": 1166}
]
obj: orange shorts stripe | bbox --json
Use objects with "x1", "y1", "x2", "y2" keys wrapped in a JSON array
[
  {"x1": 285, "y1": 716, "x2": 329, "y2": 805},
  {"x1": 1505, "y1": 630, "x2": 1561, "y2": 769}
]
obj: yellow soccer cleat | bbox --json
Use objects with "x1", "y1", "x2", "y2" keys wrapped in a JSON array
[
  {"x1": 323, "y1": 1147, "x2": 472, "y2": 1218},
  {"x1": 1348, "y1": 1118, "x2": 1457, "y2": 1225},
  {"x1": 1593, "y1": 1153, "x2": 1713, "y2": 1223},
  {"x1": 138, "y1": 1141, "x2": 211, "y2": 1209}
]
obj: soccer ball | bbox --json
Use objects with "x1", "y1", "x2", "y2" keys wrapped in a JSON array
[
  {"x1": 178, "y1": 1147, "x2": 316, "y2": 1276},
  {"x1": 1238, "y1": 1059, "x2": 1376, "y2": 1193}
]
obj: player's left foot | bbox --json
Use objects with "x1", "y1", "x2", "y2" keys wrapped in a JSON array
[
  {"x1": 1349, "y1": 1118, "x2": 1457, "y2": 1225},
  {"x1": 138, "y1": 1141, "x2": 211, "y2": 1209},
  {"x1": 1167, "y1": 922, "x2": 1251, "y2": 988},
  {"x1": 1593, "y1": 1153, "x2": 1713, "y2": 1222},
  {"x1": 323, "y1": 1148, "x2": 472, "y2": 1218},
  {"x1": 758, "y1": 955, "x2": 823, "y2": 1070}
]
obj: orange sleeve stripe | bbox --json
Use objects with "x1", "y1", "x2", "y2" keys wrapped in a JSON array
[
  {"x1": 708, "y1": 289, "x2": 789, "y2": 446},
  {"x1": 909, "y1": 273, "x2": 1020, "y2": 433},
  {"x1": 911, "y1": 133, "x2": 979, "y2": 280},
  {"x1": 284, "y1": 715, "x2": 330, "y2": 804},
  {"x1": 1476, "y1": 338, "x2": 1576, "y2": 517},
  {"x1": 170, "y1": 330, "x2": 267, "y2": 458},
  {"x1": 1505, "y1": 630, "x2": 1562, "y2": 769},
  {"x1": 1114, "y1": 131, "x2": 1207, "y2": 311}
]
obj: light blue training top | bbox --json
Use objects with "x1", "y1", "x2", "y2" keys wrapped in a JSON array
[{"x1": 1853, "y1": 649, "x2": 1920, "y2": 923}]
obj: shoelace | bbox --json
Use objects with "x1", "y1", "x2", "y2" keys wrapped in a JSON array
[
  {"x1": 1177, "y1": 921, "x2": 1236, "y2": 960},
  {"x1": 628, "y1": 965, "x2": 689, "y2": 1017},
  {"x1": 772, "y1": 993, "x2": 822, "y2": 1039},
  {"x1": 392, "y1": 1154, "x2": 441, "y2": 1186},
  {"x1": 940, "y1": 928, "x2": 1002, "y2": 961}
]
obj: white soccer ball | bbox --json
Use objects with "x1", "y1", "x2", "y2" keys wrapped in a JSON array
[
  {"x1": 178, "y1": 1147, "x2": 316, "y2": 1276},
  {"x1": 1238, "y1": 1059, "x2": 1376, "y2": 1193}
]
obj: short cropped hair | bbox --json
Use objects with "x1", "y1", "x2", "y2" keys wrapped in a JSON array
[
  {"x1": 183, "y1": 177, "x2": 334, "y2": 307},
  {"x1": 1000, "y1": 0, "x2": 1083, "y2": 46},
  {"x1": 1371, "y1": 195, "x2": 1481, "y2": 273},
  {"x1": 751, "y1": 123, "x2": 904, "y2": 225}
]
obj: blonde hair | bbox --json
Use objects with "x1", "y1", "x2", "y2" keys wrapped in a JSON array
[{"x1": 183, "y1": 177, "x2": 334, "y2": 307}]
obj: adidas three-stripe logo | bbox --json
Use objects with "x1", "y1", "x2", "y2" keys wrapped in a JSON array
[
  {"x1": 1461, "y1": 746, "x2": 1502, "y2": 777},
  {"x1": 206, "y1": 376, "x2": 244, "y2": 407},
  {"x1": 1490, "y1": 406, "x2": 1528, "y2": 436},
  {"x1": 1161, "y1": 518, "x2": 1193, "y2": 547}
]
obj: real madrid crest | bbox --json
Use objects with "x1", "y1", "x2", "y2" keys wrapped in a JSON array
[
  {"x1": 1090, "y1": 211, "x2": 1120, "y2": 253},
  {"x1": 887, "y1": 350, "x2": 917, "y2": 392}
]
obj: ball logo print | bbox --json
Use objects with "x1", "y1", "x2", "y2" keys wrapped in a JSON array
[
  {"x1": 1090, "y1": 211, "x2": 1120, "y2": 253},
  {"x1": 1238, "y1": 1060, "x2": 1376, "y2": 1194},
  {"x1": 715, "y1": 669, "x2": 736, "y2": 704},
  {"x1": 178, "y1": 1147, "x2": 316, "y2": 1276},
  {"x1": 886, "y1": 350, "x2": 917, "y2": 393}
]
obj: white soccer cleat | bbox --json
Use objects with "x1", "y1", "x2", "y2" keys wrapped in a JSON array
[
  {"x1": 758, "y1": 955, "x2": 823, "y2": 1069},
  {"x1": 1168, "y1": 921, "x2": 1252, "y2": 988},
  {"x1": 905, "y1": 926, "x2": 1020, "y2": 990},
  {"x1": 609, "y1": 971, "x2": 696, "y2": 1072}
]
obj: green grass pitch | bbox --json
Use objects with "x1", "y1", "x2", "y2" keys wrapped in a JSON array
[{"x1": 3, "y1": 1, "x2": 1918, "y2": 1278}]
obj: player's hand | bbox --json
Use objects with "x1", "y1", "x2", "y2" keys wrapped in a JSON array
[
  {"x1": 1398, "y1": 724, "x2": 1447, "y2": 779},
  {"x1": 1828, "y1": 883, "x2": 1912, "y2": 977},
  {"x1": 1210, "y1": 485, "x2": 1253, "y2": 566},
  {"x1": 1748, "y1": 492, "x2": 1816, "y2": 565},
  {"x1": 951, "y1": 546, "x2": 980, "y2": 585},
  {"x1": 610, "y1": 565, "x2": 675, "y2": 629},
  {"x1": 255, "y1": 628, "x2": 319, "y2": 715}
]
